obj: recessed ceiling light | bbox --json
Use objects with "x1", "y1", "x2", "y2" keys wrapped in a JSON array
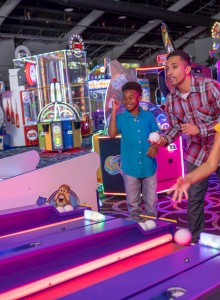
[
  {"x1": 186, "y1": 25, "x2": 192, "y2": 28},
  {"x1": 64, "y1": 7, "x2": 73, "y2": 12},
  {"x1": 118, "y1": 16, "x2": 126, "y2": 20}
]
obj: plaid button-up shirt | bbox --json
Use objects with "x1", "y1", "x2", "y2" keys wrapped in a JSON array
[{"x1": 164, "y1": 75, "x2": 220, "y2": 166}]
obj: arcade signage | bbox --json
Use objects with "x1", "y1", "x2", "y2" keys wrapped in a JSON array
[
  {"x1": 25, "y1": 62, "x2": 37, "y2": 86},
  {"x1": 157, "y1": 54, "x2": 168, "y2": 65},
  {"x1": 69, "y1": 34, "x2": 85, "y2": 58},
  {"x1": 211, "y1": 22, "x2": 220, "y2": 51},
  {"x1": 88, "y1": 79, "x2": 110, "y2": 90}
]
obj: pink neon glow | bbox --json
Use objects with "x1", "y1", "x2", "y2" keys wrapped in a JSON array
[
  {"x1": 2, "y1": 234, "x2": 172, "y2": 299},
  {"x1": 179, "y1": 136, "x2": 185, "y2": 178},
  {"x1": 136, "y1": 66, "x2": 164, "y2": 71},
  {"x1": 0, "y1": 216, "x2": 84, "y2": 239}
]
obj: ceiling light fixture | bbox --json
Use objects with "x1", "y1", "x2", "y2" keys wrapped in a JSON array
[
  {"x1": 118, "y1": 16, "x2": 126, "y2": 20},
  {"x1": 185, "y1": 25, "x2": 192, "y2": 29},
  {"x1": 64, "y1": 7, "x2": 73, "y2": 12}
]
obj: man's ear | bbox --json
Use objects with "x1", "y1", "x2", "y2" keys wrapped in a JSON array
[{"x1": 186, "y1": 65, "x2": 191, "y2": 75}]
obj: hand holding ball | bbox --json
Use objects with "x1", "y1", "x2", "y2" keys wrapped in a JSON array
[
  {"x1": 149, "y1": 132, "x2": 160, "y2": 143},
  {"x1": 174, "y1": 228, "x2": 192, "y2": 246}
]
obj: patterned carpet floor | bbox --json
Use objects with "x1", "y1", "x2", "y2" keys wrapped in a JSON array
[
  {"x1": 100, "y1": 174, "x2": 220, "y2": 236},
  {"x1": 1, "y1": 136, "x2": 220, "y2": 236}
]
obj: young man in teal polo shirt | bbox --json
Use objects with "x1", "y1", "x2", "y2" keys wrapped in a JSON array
[{"x1": 108, "y1": 81, "x2": 159, "y2": 220}]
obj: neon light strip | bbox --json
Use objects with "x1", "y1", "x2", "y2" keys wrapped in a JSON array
[
  {"x1": 104, "y1": 188, "x2": 180, "y2": 196},
  {"x1": 98, "y1": 135, "x2": 121, "y2": 139},
  {"x1": 104, "y1": 192, "x2": 126, "y2": 196},
  {"x1": 0, "y1": 216, "x2": 84, "y2": 239},
  {"x1": 139, "y1": 214, "x2": 177, "y2": 224},
  {"x1": 179, "y1": 136, "x2": 185, "y2": 178},
  {"x1": 136, "y1": 66, "x2": 164, "y2": 71},
  {"x1": 1, "y1": 234, "x2": 172, "y2": 300}
]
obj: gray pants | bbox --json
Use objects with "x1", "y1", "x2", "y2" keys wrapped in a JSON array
[
  {"x1": 186, "y1": 161, "x2": 220, "y2": 243},
  {"x1": 122, "y1": 172, "x2": 158, "y2": 220}
]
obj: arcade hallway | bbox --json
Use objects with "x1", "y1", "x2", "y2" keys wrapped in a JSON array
[{"x1": 1, "y1": 136, "x2": 220, "y2": 236}]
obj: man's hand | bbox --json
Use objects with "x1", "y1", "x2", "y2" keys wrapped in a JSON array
[
  {"x1": 168, "y1": 177, "x2": 191, "y2": 202},
  {"x1": 180, "y1": 123, "x2": 199, "y2": 136},
  {"x1": 147, "y1": 144, "x2": 159, "y2": 158},
  {"x1": 157, "y1": 136, "x2": 169, "y2": 146}
]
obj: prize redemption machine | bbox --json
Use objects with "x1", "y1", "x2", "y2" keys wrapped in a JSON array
[
  {"x1": 13, "y1": 46, "x2": 92, "y2": 139},
  {"x1": 2, "y1": 67, "x2": 40, "y2": 147}
]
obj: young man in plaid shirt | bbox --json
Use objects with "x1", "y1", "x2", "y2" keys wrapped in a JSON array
[{"x1": 158, "y1": 50, "x2": 220, "y2": 244}]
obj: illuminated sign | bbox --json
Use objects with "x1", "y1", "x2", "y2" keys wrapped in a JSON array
[
  {"x1": 69, "y1": 34, "x2": 85, "y2": 58},
  {"x1": 88, "y1": 79, "x2": 110, "y2": 90},
  {"x1": 157, "y1": 54, "x2": 168, "y2": 65},
  {"x1": 211, "y1": 22, "x2": 220, "y2": 50},
  {"x1": 25, "y1": 62, "x2": 37, "y2": 86}
]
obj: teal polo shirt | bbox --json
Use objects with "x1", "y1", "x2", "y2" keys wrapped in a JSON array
[{"x1": 116, "y1": 107, "x2": 159, "y2": 178}]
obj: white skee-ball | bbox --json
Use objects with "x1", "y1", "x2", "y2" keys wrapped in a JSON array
[
  {"x1": 139, "y1": 222, "x2": 148, "y2": 231},
  {"x1": 145, "y1": 219, "x2": 156, "y2": 229},
  {"x1": 149, "y1": 132, "x2": 160, "y2": 143},
  {"x1": 56, "y1": 206, "x2": 65, "y2": 213},
  {"x1": 174, "y1": 228, "x2": 192, "y2": 246},
  {"x1": 64, "y1": 205, "x2": 74, "y2": 212}
]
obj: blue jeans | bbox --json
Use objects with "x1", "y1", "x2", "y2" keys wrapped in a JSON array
[
  {"x1": 186, "y1": 161, "x2": 220, "y2": 243},
  {"x1": 122, "y1": 172, "x2": 158, "y2": 219}
]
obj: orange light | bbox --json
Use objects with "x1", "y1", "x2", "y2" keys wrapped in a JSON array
[
  {"x1": 1, "y1": 234, "x2": 172, "y2": 299},
  {"x1": 0, "y1": 216, "x2": 84, "y2": 239},
  {"x1": 136, "y1": 66, "x2": 164, "y2": 71},
  {"x1": 103, "y1": 192, "x2": 126, "y2": 196}
]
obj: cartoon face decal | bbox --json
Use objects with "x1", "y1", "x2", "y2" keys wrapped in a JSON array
[
  {"x1": 46, "y1": 184, "x2": 80, "y2": 208},
  {"x1": 54, "y1": 184, "x2": 71, "y2": 207}
]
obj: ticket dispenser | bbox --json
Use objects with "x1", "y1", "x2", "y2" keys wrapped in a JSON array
[{"x1": 62, "y1": 120, "x2": 74, "y2": 150}]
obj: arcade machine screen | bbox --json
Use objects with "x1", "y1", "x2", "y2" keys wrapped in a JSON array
[{"x1": 137, "y1": 69, "x2": 166, "y2": 106}]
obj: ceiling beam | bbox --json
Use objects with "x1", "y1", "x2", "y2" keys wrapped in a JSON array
[
  {"x1": 97, "y1": 0, "x2": 196, "y2": 62},
  {"x1": 63, "y1": 10, "x2": 104, "y2": 39},
  {"x1": 47, "y1": 0, "x2": 214, "y2": 27},
  {"x1": 0, "y1": 0, "x2": 21, "y2": 26}
]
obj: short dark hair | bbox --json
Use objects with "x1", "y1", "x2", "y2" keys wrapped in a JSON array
[
  {"x1": 167, "y1": 50, "x2": 191, "y2": 66},
  {"x1": 122, "y1": 81, "x2": 142, "y2": 96}
]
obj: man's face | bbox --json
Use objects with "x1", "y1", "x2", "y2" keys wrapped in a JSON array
[
  {"x1": 166, "y1": 55, "x2": 191, "y2": 87},
  {"x1": 123, "y1": 89, "x2": 141, "y2": 113}
]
